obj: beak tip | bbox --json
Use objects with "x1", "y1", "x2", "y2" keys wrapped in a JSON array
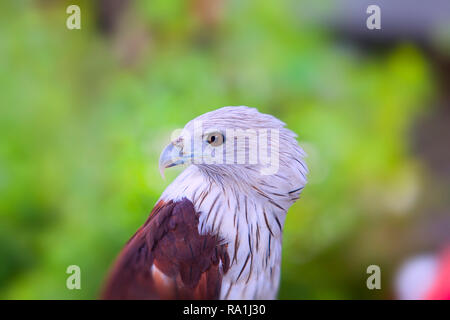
[
  {"x1": 159, "y1": 168, "x2": 165, "y2": 180},
  {"x1": 158, "y1": 141, "x2": 187, "y2": 179},
  {"x1": 158, "y1": 162, "x2": 167, "y2": 180}
]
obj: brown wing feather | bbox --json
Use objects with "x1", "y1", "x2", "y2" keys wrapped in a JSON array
[{"x1": 100, "y1": 198, "x2": 229, "y2": 300}]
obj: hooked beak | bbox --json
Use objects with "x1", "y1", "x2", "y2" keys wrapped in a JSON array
[{"x1": 158, "y1": 141, "x2": 186, "y2": 178}]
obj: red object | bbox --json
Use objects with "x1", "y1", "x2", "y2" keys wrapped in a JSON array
[{"x1": 425, "y1": 248, "x2": 450, "y2": 300}]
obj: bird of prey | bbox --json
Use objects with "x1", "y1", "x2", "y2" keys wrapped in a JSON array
[{"x1": 101, "y1": 106, "x2": 307, "y2": 299}]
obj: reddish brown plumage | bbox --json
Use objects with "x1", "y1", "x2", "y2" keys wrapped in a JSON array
[{"x1": 101, "y1": 198, "x2": 229, "y2": 300}]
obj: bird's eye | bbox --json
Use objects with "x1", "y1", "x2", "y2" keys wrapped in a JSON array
[{"x1": 206, "y1": 132, "x2": 224, "y2": 146}]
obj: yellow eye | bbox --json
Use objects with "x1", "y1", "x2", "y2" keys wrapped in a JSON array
[{"x1": 206, "y1": 132, "x2": 224, "y2": 146}]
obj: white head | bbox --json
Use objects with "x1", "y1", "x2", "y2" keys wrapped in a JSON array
[{"x1": 159, "y1": 106, "x2": 307, "y2": 198}]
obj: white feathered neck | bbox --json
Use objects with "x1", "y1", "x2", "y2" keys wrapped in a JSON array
[{"x1": 159, "y1": 161, "x2": 305, "y2": 299}]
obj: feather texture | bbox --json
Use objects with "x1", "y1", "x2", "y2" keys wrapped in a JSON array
[
  {"x1": 101, "y1": 198, "x2": 229, "y2": 299},
  {"x1": 101, "y1": 106, "x2": 307, "y2": 300}
]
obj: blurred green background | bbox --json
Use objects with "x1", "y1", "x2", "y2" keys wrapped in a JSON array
[{"x1": 1, "y1": 0, "x2": 449, "y2": 299}]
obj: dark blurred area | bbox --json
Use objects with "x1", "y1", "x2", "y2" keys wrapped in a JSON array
[{"x1": 0, "y1": 0, "x2": 449, "y2": 299}]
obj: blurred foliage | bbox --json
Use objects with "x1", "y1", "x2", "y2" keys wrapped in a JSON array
[{"x1": 0, "y1": 0, "x2": 434, "y2": 299}]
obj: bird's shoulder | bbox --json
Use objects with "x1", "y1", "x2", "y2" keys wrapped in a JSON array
[{"x1": 101, "y1": 197, "x2": 230, "y2": 299}]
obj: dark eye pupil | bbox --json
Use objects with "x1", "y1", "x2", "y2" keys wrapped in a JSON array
[{"x1": 210, "y1": 136, "x2": 216, "y2": 142}]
